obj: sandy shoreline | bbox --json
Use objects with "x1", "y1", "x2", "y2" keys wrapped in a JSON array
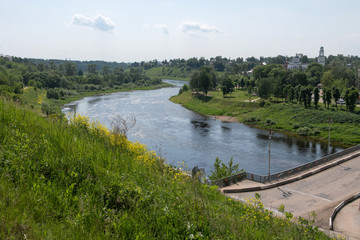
[{"x1": 212, "y1": 115, "x2": 239, "y2": 123}]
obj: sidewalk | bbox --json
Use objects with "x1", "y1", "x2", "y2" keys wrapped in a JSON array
[
  {"x1": 220, "y1": 150, "x2": 360, "y2": 193},
  {"x1": 220, "y1": 151, "x2": 360, "y2": 239}
]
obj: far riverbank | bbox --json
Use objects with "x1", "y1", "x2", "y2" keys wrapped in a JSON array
[{"x1": 170, "y1": 90, "x2": 360, "y2": 147}]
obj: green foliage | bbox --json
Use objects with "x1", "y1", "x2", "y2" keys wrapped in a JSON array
[
  {"x1": 209, "y1": 157, "x2": 243, "y2": 181},
  {"x1": 0, "y1": 98, "x2": 331, "y2": 239},
  {"x1": 257, "y1": 78, "x2": 272, "y2": 99},
  {"x1": 189, "y1": 66, "x2": 216, "y2": 95},
  {"x1": 178, "y1": 84, "x2": 189, "y2": 94},
  {"x1": 221, "y1": 76, "x2": 234, "y2": 97},
  {"x1": 348, "y1": 89, "x2": 359, "y2": 112}
]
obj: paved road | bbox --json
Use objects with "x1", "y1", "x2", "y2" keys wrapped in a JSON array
[
  {"x1": 224, "y1": 155, "x2": 360, "y2": 238},
  {"x1": 333, "y1": 199, "x2": 360, "y2": 239}
]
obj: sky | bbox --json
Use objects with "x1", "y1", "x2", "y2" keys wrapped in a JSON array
[{"x1": 1, "y1": 0, "x2": 360, "y2": 62}]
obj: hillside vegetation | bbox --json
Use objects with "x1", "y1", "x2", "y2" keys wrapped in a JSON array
[{"x1": 0, "y1": 98, "x2": 330, "y2": 239}]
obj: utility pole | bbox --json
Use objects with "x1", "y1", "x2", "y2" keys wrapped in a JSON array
[{"x1": 327, "y1": 117, "x2": 333, "y2": 155}]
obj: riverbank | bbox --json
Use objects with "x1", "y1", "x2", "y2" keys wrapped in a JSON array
[{"x1": 170, "y1": 90, "x2": 360, "y2": 146}]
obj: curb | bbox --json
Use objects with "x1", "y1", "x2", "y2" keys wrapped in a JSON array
[
  {"x1": 329, "y1": 192, "x2": 360, "y2": 230},
  {"x1": 223, "y1": 152, "x2": 360, "y2": 194}
]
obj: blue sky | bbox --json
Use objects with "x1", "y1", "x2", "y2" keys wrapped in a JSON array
[{"x1": 1, "y1": 0, "x2": 360, "y2": 62}]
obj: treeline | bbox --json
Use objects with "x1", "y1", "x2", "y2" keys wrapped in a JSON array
[
  {"x1": 14, "y1": 57, "x2": 130, "y2": 72},
  {"x1": 184, "y1": 60, "x2": 359, "y2": 112},
  {"x1": 252, "y1": 63, "x2": 359, "y2": 111},
  {"x1": 0, "y1": 56, "x2": 162, "y2": 101}
]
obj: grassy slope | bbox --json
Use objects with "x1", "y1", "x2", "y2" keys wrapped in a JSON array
[
  {"x1": 170, "y1": 90, "x2": 259, "y2": 117},
  {"x1": 144, "y1": 66, "x2": 190, "y2": 81},
  {"x1": 171, "y1": 90, "x2": 360, "y2": 146},
  {"x1": 0, "y1": 98, "x2": 330, "y2": 239}
]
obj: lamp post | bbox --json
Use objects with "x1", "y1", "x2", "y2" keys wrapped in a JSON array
[
  {"x1": 268, "y1": 129, "x2": 274, "y2": 180},
  {"x1": 327, "y1": 117, "x2": 333, "y2": 155}
]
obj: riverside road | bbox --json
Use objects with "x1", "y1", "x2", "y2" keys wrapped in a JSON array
[{"x1": 221, "y1": 151, "x2": 360, "y2": 239}]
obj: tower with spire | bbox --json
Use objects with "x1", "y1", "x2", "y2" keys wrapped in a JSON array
[{"x1": 317, "y1": 46, "x2": 325, "y2": 66}]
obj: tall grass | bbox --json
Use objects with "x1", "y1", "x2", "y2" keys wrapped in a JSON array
[{"x1": 0, "y1": 97, "x2": 330, "y2": 239}]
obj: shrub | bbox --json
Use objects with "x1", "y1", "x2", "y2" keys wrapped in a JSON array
[
  {"x1": 297, "y1": 126, "x2": 311, "y2": 136},
  {"x1": 209, "y1": 157, "x2": 243, "y2": 181},
  {"x1": 244, "y1": 116, "x2": 260, "y2": 124},
  {"x1": 265, "y1": 118, "x2": 276, "y2": 126},
  {"x1": 259, "y1": 100, "x2": 266, "y2": 107}
]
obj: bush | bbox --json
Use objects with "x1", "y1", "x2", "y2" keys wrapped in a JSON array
[
  {"x1": 265, "y1": 118, "x2": 276, "y2": 126},
  {"x1": 259, "y1": 100, "x2": 266, "y2": 107},
  {"x1": 297, "y1": 126, "x2": 311, "y2": 136},
  {"x1": 178, "y1": 84, "x2": 189, "y2": 94},
  {"x1": 209, "y1": 157, "x2": 243, "y2": 181},
  {"x1": 244, "y1": 116, "x2": 260, "y2": 124}
]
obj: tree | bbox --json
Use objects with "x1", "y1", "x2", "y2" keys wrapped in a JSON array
[
  {"x1": 240, "y1": 77, "x2": 245, "y2": 89},
  {"x1": 189, "y1": 66, "x2": 216, "y2": 95},
  {"x1": 348, "y1": 89, "x2": 359, "y2": 112},
  {"x1": 64, "y1": 62, "x2": 77, "y2": 76},
  {"x1": 332, "y1": 87, "x2": 341, "y2": 108},
  {"x1": 221, "y1": 77, "x2": 234, "y2": 97},
  {"x1": 306, "y1": 63, "x2": 323, "y2": 86},
  {"x1": 102, "y1": 65, "x2": 111, "y2": 76},
  {"x1": 295, "y1": 85, "x2": 302, "y2": 103},
  {"x1": 290, "y1": 70, "x2": 307, "y2": 86},
  {"x1": 288, "y1": 86, "x2": 295, "y2": 103},
  {"x1": 306, "y1": 86, "x2": 312, "y2": 108},
  {"x1": 313, "y1": 87, "x2": 320, "y2": 108},
  {"x1": 321, "y1": 71, "x2": 335, "y2": 89},
  {"x1": 257, "y1": 78, "x2": 272, "y2": 99},
  {"x1": 344, "y1": 89, "x2": 350, "y2": 110},
  {"x1": 325, "y1": 89, "x2": 332, "y2": 108},
  {"x1": 300, "y1": 86, "x2": 308, "y2": 108},
  {"x1": 87, "y1": 64, "x2": 97, "y2": 74},
  {"x1": 209, "y1": 157, "x2": 243, "y2": 181}
]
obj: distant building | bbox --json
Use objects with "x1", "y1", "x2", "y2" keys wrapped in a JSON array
[
  {"x1": 317, "y1": 46, "x2": 325, "y2": 66},
  {"x1": 287, "y1": 54, "x2": 308, "y2": 70},
  {"x1": 287, "y1": 47, "x2": 325, "y2": 70}
]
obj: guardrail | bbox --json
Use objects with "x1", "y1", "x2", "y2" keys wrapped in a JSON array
[
  {"x1": 213, "y1": 144, "x2": 360, "y2": 187},
  {"x1": 329, "y1": 192, "x2": 360, "y2": 230}
]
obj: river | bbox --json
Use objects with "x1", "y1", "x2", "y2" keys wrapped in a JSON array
[{"x1": 62, "y1": 79, "x2": 344, "y2": 176}]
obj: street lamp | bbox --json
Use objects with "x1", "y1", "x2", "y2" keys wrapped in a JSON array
[
  {"x1": 327, "y1": 117, "x2": 333, "y2": 155},
  {"x1": 268, "y1": 129, "x2": 274, "y2": 180}
]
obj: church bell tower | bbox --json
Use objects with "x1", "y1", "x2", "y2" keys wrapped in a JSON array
[{"x1": 318, "y1": 46, "x2": 325, "y2": 66}]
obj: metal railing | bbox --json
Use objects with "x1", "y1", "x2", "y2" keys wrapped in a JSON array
[{"x1": 213, "y1": 144, "x2": 360, "y2": 187}]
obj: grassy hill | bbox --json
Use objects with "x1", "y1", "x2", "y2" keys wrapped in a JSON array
[{"x1": 0, "y1": 97, "x2": 330, "y2": 239}]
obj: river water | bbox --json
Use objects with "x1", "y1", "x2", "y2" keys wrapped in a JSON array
[{"x1": 62, "y1": 80, "x2": 344, "y2": 176}]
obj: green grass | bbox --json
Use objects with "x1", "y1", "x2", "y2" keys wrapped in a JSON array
[
  {"x1": 171, "y1": 90, "x2": 360, "y2": 146},
  {"x1": 170, "y1": 90, "x2": 259, "y2": 117},
  {"x1": 0, "y1": 97, "x2": 331, "y2": 239},
  {"x1": 144, "y1": 66, "x2": 190, "y2": 81}
]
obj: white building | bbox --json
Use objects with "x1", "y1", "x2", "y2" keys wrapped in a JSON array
[
  {"x1": 287, "y1": 47, "x2": 325, "y2": 70},
  {"x1": 287, "y1": 54, "x2": 308, "y2": 70}
]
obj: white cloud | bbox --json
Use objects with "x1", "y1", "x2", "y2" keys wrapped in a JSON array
[
  {"x1": 179, "y1": 22, "x2": 223, "y2": 35},
  {"x1": 154, "y1": 24, "x2": 169, "y2": 35},
  {"x1": 71, "y1": 14, "x2": 116, "y2": 32}
]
